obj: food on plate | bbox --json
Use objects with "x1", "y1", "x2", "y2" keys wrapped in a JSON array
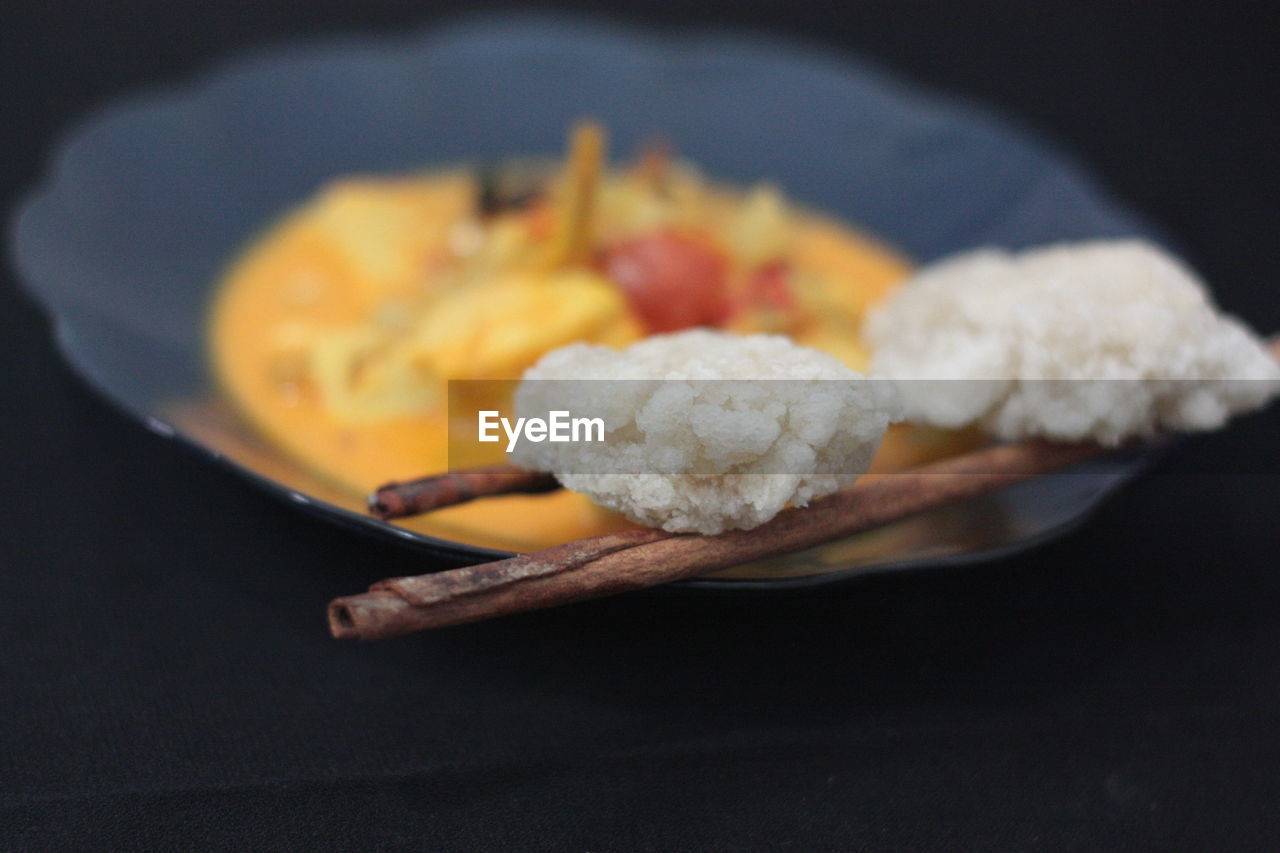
[
  {"x1": 510, "y1": 329, "x2": 899, "y2": 534},
  {"x1": 211, "y1": 122, "x2": 932, "y2": 549},
  {"x1": 214, "y1": 115, "x2": 1276, "y2": 555},
  {"x1": 865, "y1": 240, "x2": 1280, "y2": 444}
]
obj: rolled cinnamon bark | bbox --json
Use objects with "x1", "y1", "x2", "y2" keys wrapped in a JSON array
[
  {"x1": 368, "y1": 464, "x2": 559, "y2": 520},
  {"x1": 332, "y1": 440, "x2": 1105, "y2": 640}
]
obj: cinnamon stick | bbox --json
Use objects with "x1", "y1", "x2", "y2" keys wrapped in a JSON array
[
  {"x1": 332, "y1": 439, "x2": 1104, "y2": 640},
  {"x1": 368, "y1": 464, "x2": 559, "y2": 520}
]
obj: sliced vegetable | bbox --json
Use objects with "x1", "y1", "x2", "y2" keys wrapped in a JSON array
[
  {"x1": 726, "y1": 184, "x2": 792, "y2": 267},
  {"x1": 600, "y1": 229, "x2": 731, "y2": 333},
  {"x1": 474, "y1": 164, "x2": 542, "y2": 218},
  {"x1": 543, "y1": 122, "x2": 606, "y2": 269}
]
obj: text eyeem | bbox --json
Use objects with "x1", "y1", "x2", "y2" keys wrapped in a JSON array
[{"x1": 478, "y1": 411, "x2": 605, "y2": 453}]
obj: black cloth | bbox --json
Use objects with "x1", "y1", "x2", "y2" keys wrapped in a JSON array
[{"x1": 3, "y1": 1, "x2": 1278, "y2": 849}]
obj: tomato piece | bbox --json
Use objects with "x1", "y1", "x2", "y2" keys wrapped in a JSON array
[{"x1": 599, "y1": 230, "x2": 730, "y2": 333}]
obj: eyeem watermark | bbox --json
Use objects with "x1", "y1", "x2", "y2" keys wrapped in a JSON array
[{"x1": 478, "y1": 410, "x2": 605, "y2": 452}]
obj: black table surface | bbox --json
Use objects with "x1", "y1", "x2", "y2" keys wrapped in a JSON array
[{"x1": 3, "y1": 1, "x2": 1278, "y2": 849}]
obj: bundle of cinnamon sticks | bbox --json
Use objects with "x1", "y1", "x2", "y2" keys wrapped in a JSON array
[
  {"x1": 331, "y1": 439, "x2": 1106, "y2": 640},
  {"x1": 329, "y1": 337, "x2": 1280, "y2": 640}
]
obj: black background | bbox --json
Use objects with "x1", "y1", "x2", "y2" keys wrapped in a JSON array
[{"x1": 3, "y1": 2, "x2": 1279, "y2": 850}]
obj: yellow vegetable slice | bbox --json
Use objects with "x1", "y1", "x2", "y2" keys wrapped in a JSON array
[{"x1": 543, "y1": 122, "x2": 606, "y2": 269}]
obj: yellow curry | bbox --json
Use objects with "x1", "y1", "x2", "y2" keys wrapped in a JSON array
[{"x1": 211, "y1": 123, "x2": 949, "y2": 551}]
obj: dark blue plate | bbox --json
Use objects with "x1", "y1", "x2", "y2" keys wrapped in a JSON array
[{"x1": 10, "y1": 14, "x2": 1163, "y2": 588}]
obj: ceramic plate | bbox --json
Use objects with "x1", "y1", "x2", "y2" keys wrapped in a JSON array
[{"x1": 11, "y1": 15, "x2": 1164, "y2": 589}]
